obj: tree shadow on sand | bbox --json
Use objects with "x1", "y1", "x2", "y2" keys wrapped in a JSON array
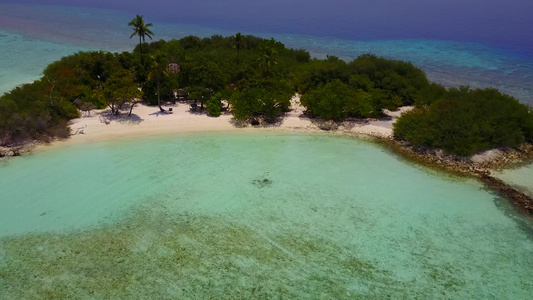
[
  {"x1": 229, "y1": 118, "x2": 248, "y2": 128},
  {"x1": 188, "y1": 107, "x2": 205, "y2": 115},
  {"x1": 307, "y1": 118, "x2": 340, "y2": 131},
  {"x1": 110, "y1": 113, "x2": 144, "y2": 125},
  {"x1": 229, "y1": 116, "x2": 285, "y2": 128},
  {"x1": 338, "y1": 118, "x2": 369, "y2": 131},
  {"x1": 148, "y1": 110, "x2": 173, "y2": 118}
]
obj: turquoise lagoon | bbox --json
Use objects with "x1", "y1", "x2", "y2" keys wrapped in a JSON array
[
  {"x1": 1, "y1": 1, "x2": 533, "y2": 297},
  {"x1": 1, "y1": 133, "x2": 532, "y2": 298}
]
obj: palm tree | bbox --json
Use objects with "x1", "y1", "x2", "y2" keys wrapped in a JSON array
[
  {"x1": 128, "y1": 15, "x2": 154, "y2": 55},
  {"x1": 258, "y1": 45, "x2": 277, "y2": 75},
  {"x1": 147, "y1": 54, "x2": 168, "y2": 112},
  {"x1": 234, "y1": 32, "x2": 242, "y2": 69}
]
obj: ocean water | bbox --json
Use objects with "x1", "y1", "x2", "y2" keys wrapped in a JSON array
[
  {"x1": 0, "y1": 133, "x2": 532, "y2": 298},
  {"x1": 495, "y1": 165, "x2": 533, "y2": 198},
  {"x1": 0, "y1": 1, "x2": 532, "y2": 104},
  {"x1": 1, "y1": 2, "x2": 533, "y2": 297}
]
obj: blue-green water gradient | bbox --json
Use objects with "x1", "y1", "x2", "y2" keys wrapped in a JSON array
[
  {"x1": 0, "y1": 133, "x2": 531, "y2": 298},
  {"x1": 0, "y1": 2, "x2": 532, "y2": 105}
]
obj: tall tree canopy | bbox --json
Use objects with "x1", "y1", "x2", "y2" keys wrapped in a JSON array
[
  {"x1": 393, "y1": 87, "x2": 533, "y2": 155},
  {"x1": 128, "y1": 15, "x2": 154, "y2": 55},
  {"x1": 234, "y1": 32, "x2": 242, "y2": 70},
  {"x1": 2, "y1": 33, "x2": 531, "y2": 156},
  {"x1": 146, "y1": 53, "x2": 169, "y2": 112}
]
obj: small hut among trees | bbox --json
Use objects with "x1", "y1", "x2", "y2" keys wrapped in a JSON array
[{"x1": 167, "y1": 62, "x2": 180, "y2": 74}]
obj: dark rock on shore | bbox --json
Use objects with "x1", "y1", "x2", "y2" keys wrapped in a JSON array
[{"x1": 478, "y1": 173, "x2": 533, "y2": 215}]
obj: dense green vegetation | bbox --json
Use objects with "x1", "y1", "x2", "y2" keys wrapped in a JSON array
[
  {"x1": 0, "y1": 50, "x2": 140, "y2": 148},
  {"x1": 301, "y1": 79, "x2": 374, "y2": 121},
  {"x1": 295, "y1": 54, "x2": 430, "y2": 118},
  {"x1": 394, "y1": 87, "x2": 533, "y2": 155},
  {"x1": 1, "y1": 19, "x2": 531, "y2": 156},
  {"x1": 0, "y1": 32, "x2": 430, "y2": 147},
  {"x1": 128, "y1": 14, "x2": 154, "y2": 56}
]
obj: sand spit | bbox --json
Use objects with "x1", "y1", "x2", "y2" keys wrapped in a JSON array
[{"x1": 34, "y1": 95, "x2": 401, "y2": 152}]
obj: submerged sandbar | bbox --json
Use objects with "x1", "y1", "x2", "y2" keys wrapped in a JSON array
[{"x1": 1, "y1": 133, "x2": 532, "y2": 298}]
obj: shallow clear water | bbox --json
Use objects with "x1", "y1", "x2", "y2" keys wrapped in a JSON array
[
  {"x1": 1, "y1": 1, "x2": 533, "y2": 295},
  {"x1": 495, "y1": 164, "x2": 533, "y2": 198},
  {"x1": 0, "y1": 133, "x2": 532, "y2": 298}
]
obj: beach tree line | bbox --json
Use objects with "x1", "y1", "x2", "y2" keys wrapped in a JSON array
[
  {"x1": 0, "y1": 50, "x2": 140, "y2": 148},
  {"x1": 1, "y1": 21, "x2": 532, "y2": 156},
  {"x1": 393, "y1": 86, "x2": 533, "y2": 155},
  {"x1": 130, "y1": 35, "x2": 434, "y2": 121}
]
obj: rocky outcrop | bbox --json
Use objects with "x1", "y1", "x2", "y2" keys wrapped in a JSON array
[
  {"x1": 478, "y1": 173, "x2": 533, "y2": 214},
  {"x1": 0, "y1": 145, "x2": 28, "y2": 157}
]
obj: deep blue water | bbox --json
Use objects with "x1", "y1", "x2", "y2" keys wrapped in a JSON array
[
  {"x1": 8, "y1": 0, "x2": 533, "y2": 57},
  {"x1": 0, "y1": 0, "x2": 532, "y2": 104}
]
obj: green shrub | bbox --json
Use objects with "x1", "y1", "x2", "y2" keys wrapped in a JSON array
[
  {"x1": 394, "y1": 87, "x2": 533, "y2": 155},
  {"x1": 300, "y1": 80, "x2": 376, "y2": 121},
  {"x1": 206, "y1": 96, "x2": 222, "y2": 117}
]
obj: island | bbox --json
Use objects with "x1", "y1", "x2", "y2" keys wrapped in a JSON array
[{"x1": 1, "y1": 16, "x2": 532, "y2": 213}]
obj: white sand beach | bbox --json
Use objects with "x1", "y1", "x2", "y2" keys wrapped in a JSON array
[{"x1": 37, "y1": 95, "x2": 410, "y2": 152}]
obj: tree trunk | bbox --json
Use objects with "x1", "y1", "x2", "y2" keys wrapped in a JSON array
[
  {"x1": 107, "y1": 102, "x2": 118, "y2": 115},
  {"x1": 139, "y1": 35, "x2": 142, "y2": 55},
  {"x1": 157, "y1": 79, "x2": 165, "y2": 112},
  {"x1": 237, "y1": 48, "x2": 240, "y2": 70},
  {"x1": 47, "y1": 77, "x2": 56, "y2": 106},
  {"x1": 128, "y1": 100, "x2": 138, "y2": 116}
]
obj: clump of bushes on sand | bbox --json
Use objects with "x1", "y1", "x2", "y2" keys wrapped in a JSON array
[
  {"x1": 393, "y1": 86, "x2": 533, "y2": 155},
  {"x1": 0, "y1": 51, "x2": 139, "y2": 148}
]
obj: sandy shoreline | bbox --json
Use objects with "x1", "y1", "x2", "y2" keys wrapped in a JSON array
[
  {"x1": 34, "y1": 95, "x2": 408, "y2": 152},
  {"x1": 9, "y1": 94, "x2": 533, "y2": 216}
]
